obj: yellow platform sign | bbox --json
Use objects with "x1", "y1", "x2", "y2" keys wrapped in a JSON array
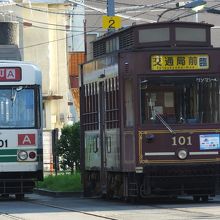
[
  {"x1": 151, "y1": 54, "x2": 209, "y2": 71},
  {"x1": 102, "y1": 16, "x2": 121, "y2": 29}
]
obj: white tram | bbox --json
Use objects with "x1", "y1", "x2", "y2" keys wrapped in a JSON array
[{"x1": 0, "y1": 60, "x2": 43, "y2": 200}]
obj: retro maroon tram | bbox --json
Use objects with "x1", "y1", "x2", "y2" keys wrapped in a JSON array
[{"x1": 80, "y1": 22, "x2": 220, "y2": 202}]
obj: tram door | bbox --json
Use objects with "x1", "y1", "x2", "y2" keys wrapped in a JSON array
[{"x1": 99, "y1": 81, "x2": 107, "y2": 193}]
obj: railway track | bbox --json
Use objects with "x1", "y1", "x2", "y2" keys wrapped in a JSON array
[
  {"x1": 27, "y1": 196, "x2": 220, "y2": 220},
  {"x1": 1, "y1": 195, "x2": 220, "y2": 220},
  {"x1": 0, "y1": 212, "x2": 26, "y2": 220},
  {"x1": 28, "y1": 199, "x2": 119, "y2": 220}
]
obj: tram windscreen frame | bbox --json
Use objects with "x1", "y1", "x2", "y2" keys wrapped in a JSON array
[
  {"x1": 0, "y1": 85, "x2": 40, "y2": 128},
  {"x1": 140, "y1": 75, "x2": 220, "y2": 125}
]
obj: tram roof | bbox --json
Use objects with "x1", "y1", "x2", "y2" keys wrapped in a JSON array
[
  {"x1": 94, "y1": 22, "x2": 213, "y2": 42},
  {"x1": 92, "y1": 22, "x2": 213, "y2": 59}
]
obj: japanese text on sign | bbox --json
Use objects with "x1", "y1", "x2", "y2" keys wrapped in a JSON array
[{"x1": 151, "y1": 54, "x2": 209, "y2": 71}]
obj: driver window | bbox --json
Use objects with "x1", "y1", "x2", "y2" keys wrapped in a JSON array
[{"x1": 142, "y1": 87, "x2": 175, "y2": 124}]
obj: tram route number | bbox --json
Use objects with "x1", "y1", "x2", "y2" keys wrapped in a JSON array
[
  {"x1": 0, "y1": 139, "x2": 8, "y2": 148},
  {"x1": 102, "y1": 16, "x2": 121, "y2": 29}
]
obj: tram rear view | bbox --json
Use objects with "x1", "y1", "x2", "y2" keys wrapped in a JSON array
[
  {"x1": 80, "y1": 22, "x2": 220, "y2": 201},
  {"x1": 0, "y1": 61, "x2": 43, "y2": 200}
]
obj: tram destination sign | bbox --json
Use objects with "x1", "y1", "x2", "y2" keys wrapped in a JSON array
[
  {"x1": 151, "y1": 54, "x2": 209, "y2": 71},
  {"x1": 0, "y1": 67, "x2": 21, "y2": 81}
]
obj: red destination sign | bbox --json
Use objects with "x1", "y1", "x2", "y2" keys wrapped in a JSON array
[
  {"x1": 18, "y1": 134, "x2": 36, "y2": 146},
  {"x1": 0, "y1": 67, "x2": 21, "y2": 81}
]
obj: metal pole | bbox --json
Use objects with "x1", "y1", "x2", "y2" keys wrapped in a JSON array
[
  {"x1": 107, "y1": 0, "x2": 115, "y2": 16},
  {"x1": 83, "y1": 19, "x2": 87, "y2": 61}
]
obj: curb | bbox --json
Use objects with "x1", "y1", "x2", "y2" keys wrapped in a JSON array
[{"x1": 34, "y1": 188, "x2": 83, "y2": 197}]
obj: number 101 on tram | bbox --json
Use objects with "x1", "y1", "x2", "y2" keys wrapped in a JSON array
[{"x1": 0, "y1": 61, "x2": 43, "y2": 200}]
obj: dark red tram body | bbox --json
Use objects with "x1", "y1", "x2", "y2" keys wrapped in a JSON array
[{"x1": 80, "y1": 22, "x2": 220, "y2": 201}]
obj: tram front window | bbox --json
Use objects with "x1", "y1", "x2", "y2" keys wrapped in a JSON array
[
  {"x1": 0, "y1": 87, "x2": 36, "y2": 128},
  {"x1": 140, "y1": 76, "x2": 220, "y2": 125}
]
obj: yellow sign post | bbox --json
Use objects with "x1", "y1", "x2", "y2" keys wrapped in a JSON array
[
  {"x1": 102, "y1": 16, "x2": 122, "y2": 29},
  {"x1": 151, "y1": 54, "x2": 209, "y2": 71}
]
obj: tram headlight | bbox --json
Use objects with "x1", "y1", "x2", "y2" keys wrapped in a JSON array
[
  {"x1": 18, "y1": 150, "x2": 28, "y2": 161},
  {"x1": 177, "y1": 149, "x2": 188, "y2": 160}
]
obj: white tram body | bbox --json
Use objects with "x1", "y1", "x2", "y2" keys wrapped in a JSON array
[{"x1": 0, "y1": 61, "x2": 43, "y2": 199}]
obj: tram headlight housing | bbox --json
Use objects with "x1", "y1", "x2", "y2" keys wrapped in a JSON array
[
  {"x1": 177, "y1": 149, "x2": 188, "y2": 160},
  {"x1": 18, "y1": 150, "x2": 28, "y2": 161}
]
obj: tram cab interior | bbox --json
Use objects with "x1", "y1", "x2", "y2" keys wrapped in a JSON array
[{"x1": 140, "y1": 76, "x2": 220, "y2": 127}]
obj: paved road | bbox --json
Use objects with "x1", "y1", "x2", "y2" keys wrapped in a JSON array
[{"x1": 0, "y1": 194, "x2": 220, "y2": 220}]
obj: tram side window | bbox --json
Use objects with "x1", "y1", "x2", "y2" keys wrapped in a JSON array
[
  {"x1": 83, "y1": 83, "x2": 98, "y2": 131},
  {"x1": 140, "y1": 76, "x2": 220, "y2": 125},
  {"x1": 105, "y1": 77, "x2": 119, "y2": 129}
]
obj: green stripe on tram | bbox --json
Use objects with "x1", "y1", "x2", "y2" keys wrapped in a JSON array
[
  {"x1": 0, "y1": 156, "x2": 17, "y2": 162},
  {"x1": 0, "y1": 149, "x2": 17, "y2": 155},
  {"x1": 0, "y1": 149, "x2": 17, "y2": 162},
  {"x1": 0, "y1": 148, "x2": 42, "y2": 162}
]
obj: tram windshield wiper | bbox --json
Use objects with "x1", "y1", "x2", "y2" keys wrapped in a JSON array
[
  {"x1": 11, "y1": 86, "x2": 24, "y2": 103},
  {"x1": 149, "y1": 99, "x2": 176, "y2": 134},
  {"x1": 154, "y1": 112, "x2": 176, "y2": 134}
]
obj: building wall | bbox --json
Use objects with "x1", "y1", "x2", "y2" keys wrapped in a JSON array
[{"x1": 16, "y1": 2, "x2": 72, "y2": 129}]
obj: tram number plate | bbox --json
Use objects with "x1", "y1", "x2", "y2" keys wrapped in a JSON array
[{"x1": 0, "y1": 139, "x2": 8, "y2": 148}]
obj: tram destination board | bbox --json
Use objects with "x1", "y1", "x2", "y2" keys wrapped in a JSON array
[
  {"x1": 0, "y1": 67, "x2": 21, "y2": 81},
  {"x1": 151, "y1": 54, "x2": 209, "y2": 71}
]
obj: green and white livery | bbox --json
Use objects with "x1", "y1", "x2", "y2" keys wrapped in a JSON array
[{"x1": 0, "y1": 61, "x2": 43, "y2": 200}]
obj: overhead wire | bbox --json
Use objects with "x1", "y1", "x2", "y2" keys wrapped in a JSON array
[
  {"x1": 18, "y1": 0, "x2": 175, "y2": 49},
  {"x1": 16, "y1": 18, "x2": 103, "y2": 32},
  {"x1": 15, "y1": 15, "x2": 102, "y2": 29},
  {"x1": 20, "y1": 25, "x2": 102, "y2": 50},
  {"x1": 85, "y1": 0, "x2": 144, "y2": 7},
  {"x1": 15, "y1": 3, "x2": 102, "y2": 16},
  {"x1": 18, "y1": 1, "x2": 220, "y2": 53},
  {"x1": 15, "y1": 0, "x2": 176, "y2": 22},
  {"x1": 168, "y1": 3, "x2": 220, "y2": 22}
]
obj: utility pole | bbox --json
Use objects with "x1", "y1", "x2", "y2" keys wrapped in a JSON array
[
  {"x1": 107, "y1": 0, "x2": 115, "y2": 16},
  {"x1": 107, "y1": 0, "x2": 115, "y2": 32}
]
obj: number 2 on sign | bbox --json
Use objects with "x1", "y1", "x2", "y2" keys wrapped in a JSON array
[
  {"x1": 102, "y1": 16, "x2": 121, "y2": 29},
  {"x1": 109, "y1": 19, "x2": 115, "y2": 28}
]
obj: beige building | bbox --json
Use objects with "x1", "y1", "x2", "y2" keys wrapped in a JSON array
[{"x1": 18, "y1": 1, "x2": 73, "y2": 129}]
